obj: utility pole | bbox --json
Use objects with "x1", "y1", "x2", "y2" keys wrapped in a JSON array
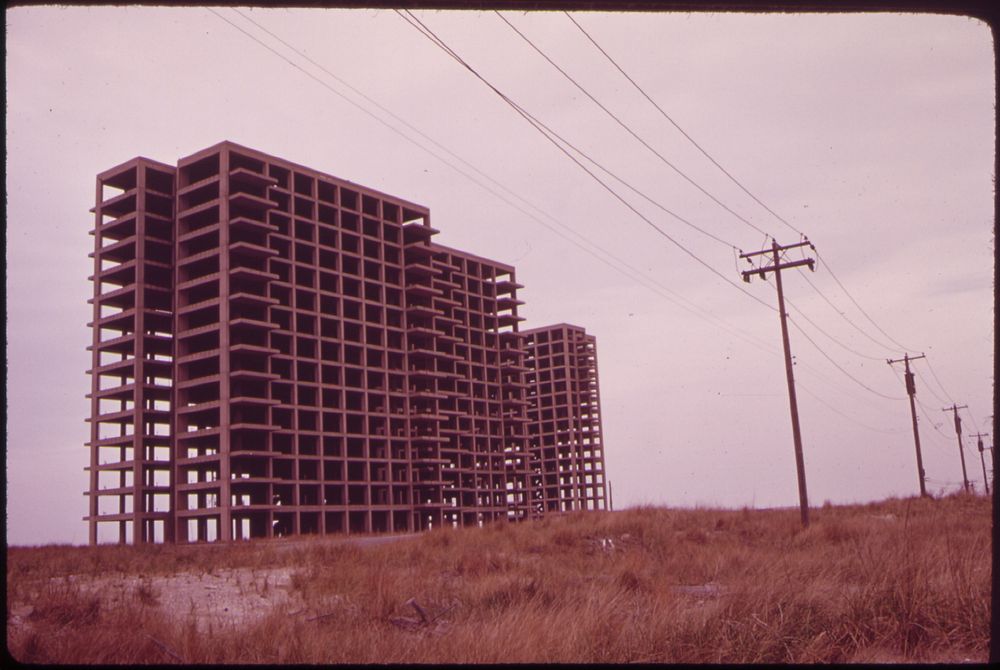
[
  {"x1": 969, "y1": 432, "x2": 990, "y2": 495},
  {"x1": 941, "y1": 404, "x2": 970, "y2": 493},
  {"x1": 887, "y1": 353, "x2": 928, "y2": 497},
  {"x1": 740, "y1": 238, "x2": 815, "y2": 528}
]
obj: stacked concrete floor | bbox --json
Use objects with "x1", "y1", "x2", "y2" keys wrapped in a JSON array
[{"x1": 86, "y1": 141, "x2": 607, "y2": 544}]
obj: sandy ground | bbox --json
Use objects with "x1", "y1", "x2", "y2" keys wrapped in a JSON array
[
  {"x1": 9, "y1": 567, "x2": 303, "y2": 633},
  {"x1": 9, "y1": 533, "x2": 418, "y2": 634}
]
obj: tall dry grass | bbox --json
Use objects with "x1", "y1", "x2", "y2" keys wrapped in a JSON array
[{"x1": 6, "y1": 493, "x2": 991, "y2": 664}]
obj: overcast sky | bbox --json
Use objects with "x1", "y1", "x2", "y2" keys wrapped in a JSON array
[{"x1": 5, "y1": 6, "x2": 994, "y2": 546}]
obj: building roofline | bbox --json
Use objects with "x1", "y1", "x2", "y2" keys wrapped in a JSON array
[
  {"x1": 520, "y1": 323, "x2": 588, "y2": 334},
  {"x1": 176, "y1": 140, "x2": 431, "y2": 215},
  {"x1": 427, "y1": 241, "x2": 517, "y2": 274},
  {"x1": 97, "y1": 155, "x2": 176, "y2": 181}
]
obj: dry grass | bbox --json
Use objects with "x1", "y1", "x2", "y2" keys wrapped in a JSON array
[{"x1": 6, "y1": 493, "x2": 991, "y2": 664}]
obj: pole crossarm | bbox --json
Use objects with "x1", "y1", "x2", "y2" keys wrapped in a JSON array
[
  {"x1": 741, "y1": 258, "x2": 815, "y2": 283},
  {"x1": 887, "y1": 353, "x2": 925, "y2": 366}
]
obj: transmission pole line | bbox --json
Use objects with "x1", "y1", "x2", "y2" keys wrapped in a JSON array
[
  {"x1": 941, "y1": 404, "x2": 970, "y2": 493},
  {"x1": 887, "y1": 353, "x2": 928, "y2": 497},
  {"x1": 740, "y1": 239, "x2": 815, "y2": 528},
  {"x1": 969, "y1": 432, "x2": 990, "y2": 495}
]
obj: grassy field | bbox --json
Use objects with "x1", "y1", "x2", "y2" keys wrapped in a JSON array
[{"x1": 6, "y1": 493, "x2": 992, "y2": 664}]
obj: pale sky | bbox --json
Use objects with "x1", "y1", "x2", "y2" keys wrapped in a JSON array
[{"x1": 5, "y1": 6, "x2": 995, "y2": 545}]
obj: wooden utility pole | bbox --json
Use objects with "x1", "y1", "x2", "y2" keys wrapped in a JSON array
[
  {"x1": 941, "y1": 404, "x2": 970, "y2": 493},
  {"x1": 887, "y1": 353, "x2": 928, "y2": 497},
  {"x1": 969, "y1": 432, "x2": 990, "y2": 495},
  {"x1": 740, "y1": 239, "x2": 815, "y2": 528}
]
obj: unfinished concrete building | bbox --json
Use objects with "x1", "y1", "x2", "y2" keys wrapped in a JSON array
[
  {"x1": 523, "y1": 324, "x2": 608, "y2": 513},
  {"x1": 85, "y1": 141, "x2": 601, "y2": 544}
]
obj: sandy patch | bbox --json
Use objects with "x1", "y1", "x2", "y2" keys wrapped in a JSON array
[{"x1": 17, "y1": 567, "x2": 306, "y2": 633}]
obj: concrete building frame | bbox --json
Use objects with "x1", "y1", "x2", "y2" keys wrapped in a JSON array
[{"x1": 85, "y1": 141, "x2": 605, "y2": 544}]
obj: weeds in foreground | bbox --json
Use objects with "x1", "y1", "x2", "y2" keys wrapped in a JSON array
[{"x1": 6, "y1": 493, "x2": 991, "y2": 663}]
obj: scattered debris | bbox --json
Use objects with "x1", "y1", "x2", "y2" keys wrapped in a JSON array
[
  {"x1": 389, "y1": 598, "x2": 458, "y2": 635},
  {"x1": 406, "y1": 597, "x2": 430, "y2": 625}
]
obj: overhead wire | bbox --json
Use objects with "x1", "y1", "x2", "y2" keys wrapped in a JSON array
[
  {"x1": 502, "y1": 12, "x2": 926, "y2": 424},
  {"x1": 396, "y1": 9, "x2": 777, "y2": 312},
  {"x1": 748, "y1": 250, "x2": 906, "y2": 397},
  {"x1": 784, "y1": 296, "x2": 885, "y2": 362},
  {"x1": 221, "y1": 8, "x2": 958, "y2": 448},
  {"x1": 796, "y1": 380, "x2": 906, "y2": 435},
  {"x1": 408, "y1": 12, "x2": 741, "y2": 251},
  {"x1": 563, "y1": 10, "x2": 805, "y2": 241},
  {"x1": 414, "y1": 8, "x2": 940, "y2": 409},
  {"x1": 213, "y1": 8, "x2": 781, "y2": 357},
  {"x1": 914, "y1": 396, "x2": 954, "y2": 441},
  {"x1": 787, "y1": 315, "x2": 904, "y2": 401},
  {"x1": 883, "y1": 367, "x2": 958, "y2": 460},
  {"x1": 912, "y1": 367, "x2": 950, "y2": 405},
  {"x1": 394, "y1": 16, "x2": 740, "y2": 252},
  {"x1": 796, "y1": 267, "x2": 904, "y2": 355},
  {"x1": 922, "y1": 355, "x2": 955, "y2": 404},
  {"x1": 230, "y1": 11, "x2": 727, "y2": 251},
  {"x1": 405, "y1": 9, "x2": 929, "y2": 435},
  {"x1": 815, "y1": 250, "x2": 918, "y2": 354},
  {"x1": 919, "y1": 357, "x2": 981, "y2": 450},
  {"x1": 496, "y1": 10, "x2": 770, "y2": 239},
  {"x1": 562, "y1": 11, "x2": 929, "y2": 364}
]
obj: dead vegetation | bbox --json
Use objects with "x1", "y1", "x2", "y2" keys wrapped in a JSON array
[{"x1": 6, "y1": 493, "x2": 991, "y2": 664}]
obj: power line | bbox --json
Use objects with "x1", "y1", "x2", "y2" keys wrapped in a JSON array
[
  {"x1": 913, "y1": 367, "x2": 950, "y2": 405},
  {"x1": 406, "y1": 11, "x2": 742, "y2": 251},
  {"x1": 916, "y1": 357, "x2": 983, "y2": 444},
  {"x1": 397, "y1": 9, "x2": 776, "y2": 312},
  {"x1": 563, "y1": 10, "x2": 805, "y2": 241},
  {"x1": 784, "y1": 296, "x2": 885, "y2": 362},
  {"x1": 214, "y1": 9, "x2": 784, "y2": 361},
  {"x1": 815, "y1": 249, "x2": 917, "y2": 354},
  {"x1": 922, "y1": 355, "x2": 955, "y2": 404},
  {"x1": 796, "y1": 267, "x2": 904, "y2": 355},
  {"x1": 230, "y1": 10, "x2": 728, "y2": 251},
  {"x1": 220, "y1": 8, "x2": 944, "y2": 450},
  {"x1": 560, "y1": 11, "x2": 926, "y2": 370},
  {"x1": 796, "y1": 380, "x2": 905, "y2": 435},
  {"x1": 403, "y1": 8, "x2": 938, "y2": 418},
  {"x1": 497, "y1": 10, "x2": 770, "y2": 239},
  {"x1": 787, "y1": 315, "x2": 904, "y2": 401},
  {"x1": 213, "y1": 8, "x2": 780, "y2": 355},
  {"x1": 913, "y1": 395, "x2": 953, "y2": 442}
]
